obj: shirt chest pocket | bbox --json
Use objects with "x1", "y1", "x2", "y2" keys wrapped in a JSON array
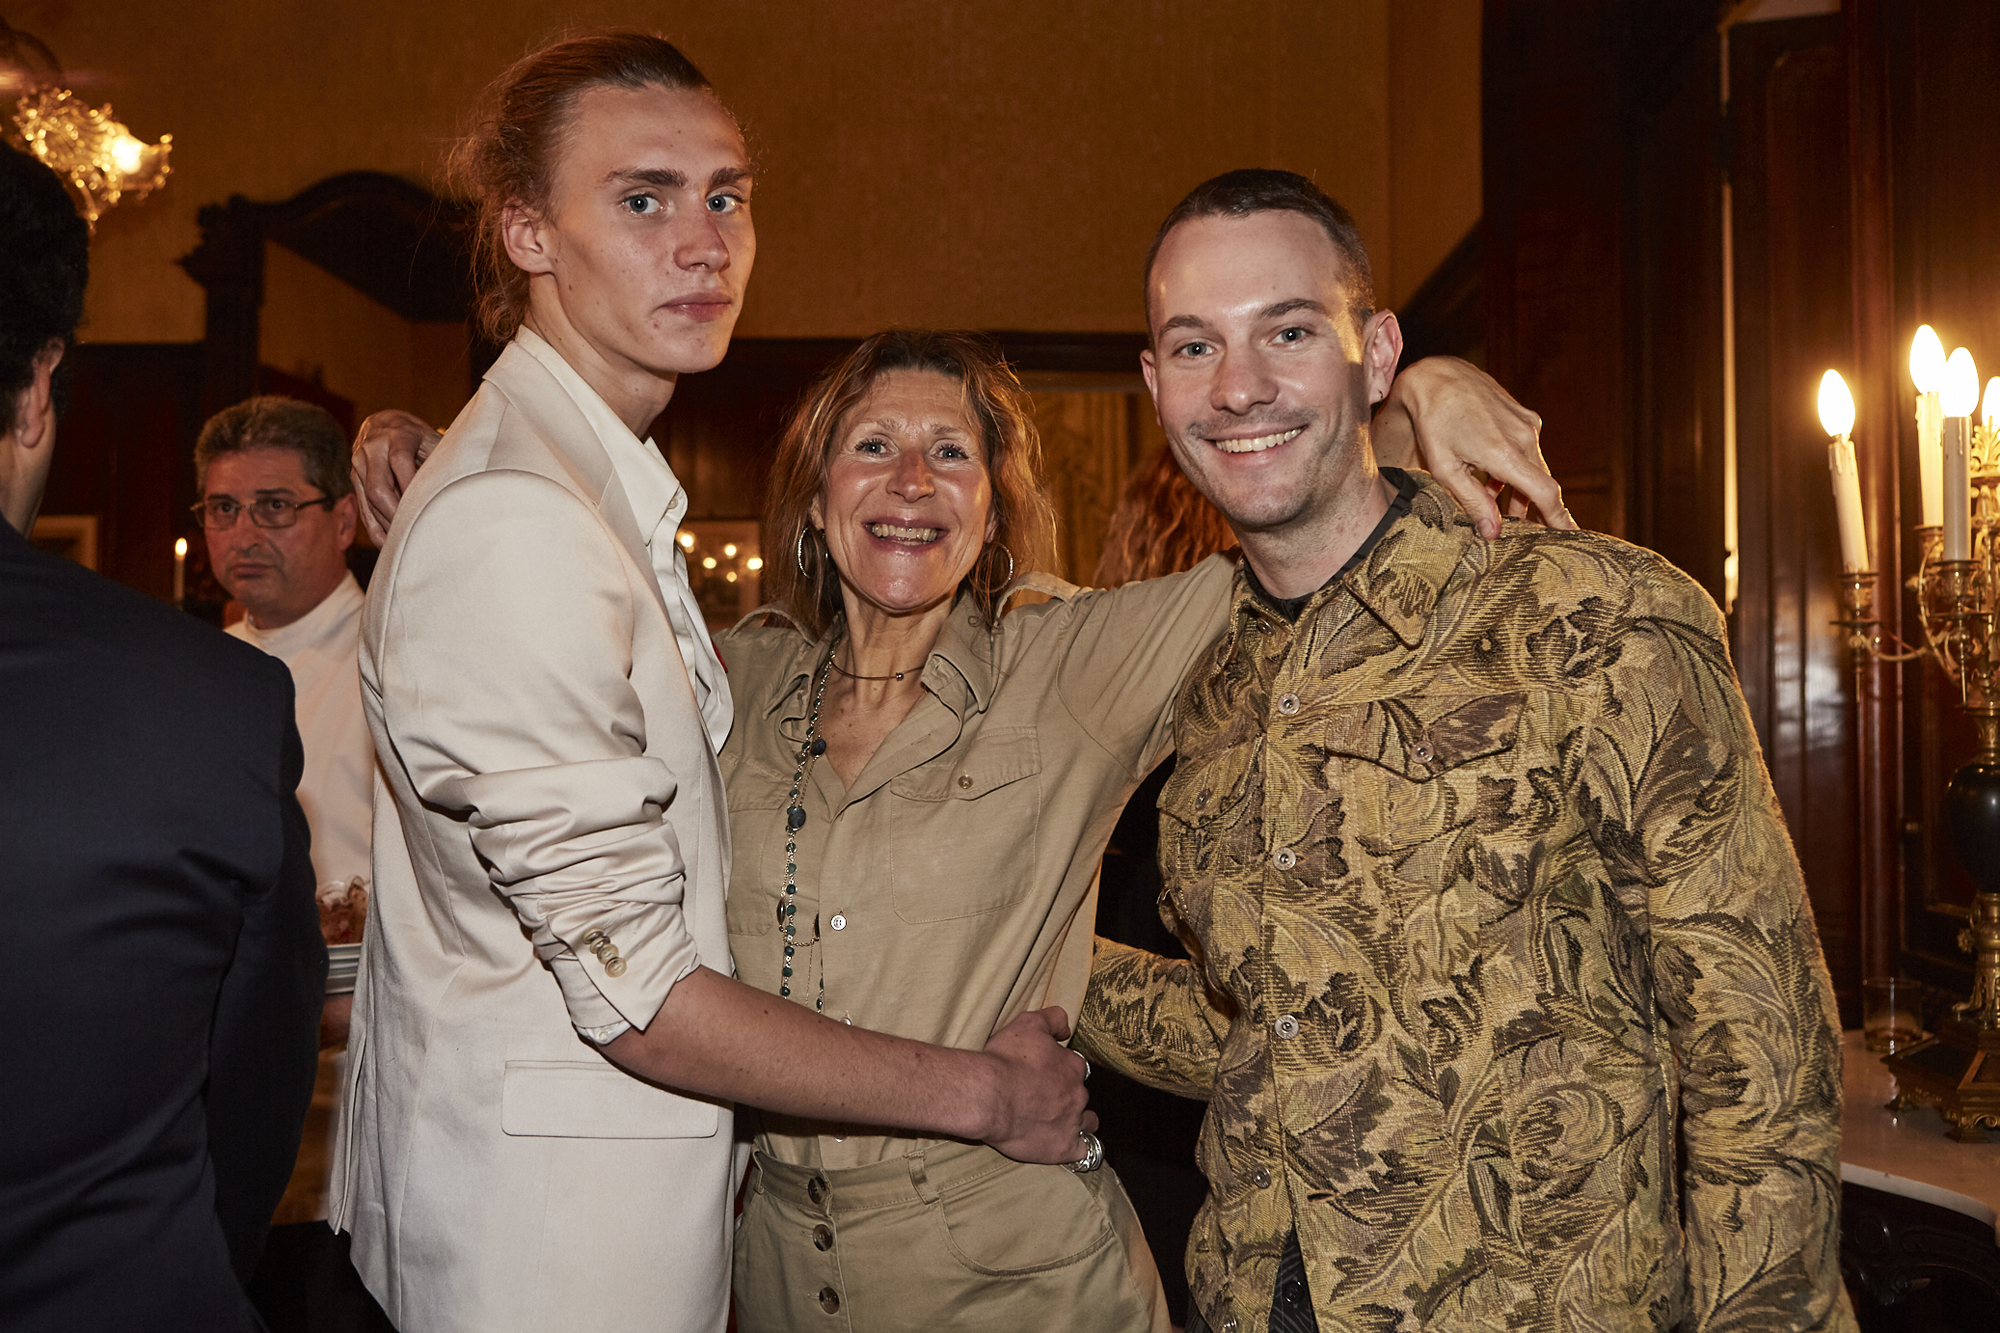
[
  {"x1": 725, "y1": 769, "x2": 799, "y2": 940},
  {"x1": 887, "y1": 728, "x2": 1043, "y2": 923}
]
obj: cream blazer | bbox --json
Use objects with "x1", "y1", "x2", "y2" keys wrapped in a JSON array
[{"x1": 332, "y1": 340, "x2": 735, "y2": 1333}]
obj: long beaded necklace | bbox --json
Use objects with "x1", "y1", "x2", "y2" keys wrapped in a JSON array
[{"x1": 779, "y1": 634, "x2": 839, "y2": 1009}]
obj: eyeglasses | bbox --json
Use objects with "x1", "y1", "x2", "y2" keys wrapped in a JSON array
[{"x1": 191, "y1": 493, "x2": 338, "y2": 530}]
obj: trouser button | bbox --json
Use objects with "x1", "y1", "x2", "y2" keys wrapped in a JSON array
[
  {"x1": 818, "y1": 1286, "x2": 841, "y2": 1313},
  {"x1": 813, "y1": 1223, "x2": 834, "y2": 1251}
]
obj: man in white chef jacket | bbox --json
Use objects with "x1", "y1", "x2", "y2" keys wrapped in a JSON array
[{"x1": 196, "y1": 394, "x2": 389, "y2": 1332}]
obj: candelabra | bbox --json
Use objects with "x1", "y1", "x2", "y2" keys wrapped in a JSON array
[{"x1": 1840, "y1": 418, "x2": 2000, "y2": 1141}]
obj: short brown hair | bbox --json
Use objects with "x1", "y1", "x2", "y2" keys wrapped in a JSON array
[
  {"x1": 762, "y1": 330, "x2": 1059, "y2": 639},
  {"x1": 194, "y1": 396, "x2": 352, "y2": 500},
  {"x1": 1144, "y1": 169, "x2": 1376, "y2": 330},
  {"x1": 449, "y1": 31, "x2": 716, "y2": 343}
]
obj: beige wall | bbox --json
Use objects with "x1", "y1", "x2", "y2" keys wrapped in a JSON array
[{"x1": 20, "y1": 0, "x2": 1476, "y2": 355}]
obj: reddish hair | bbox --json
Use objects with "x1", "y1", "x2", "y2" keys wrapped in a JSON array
[
  {"x1": 448, "y1": 31, "x2": 716, "y2": 343},
  {"x1": 762, "y1": 330, "x2": 1059, "y2": 639},
  {"x1": 1091, "y1": 445, "x2": 1237, "y2": 587}
]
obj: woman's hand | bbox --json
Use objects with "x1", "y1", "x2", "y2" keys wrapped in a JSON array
[
  {"x1": 350, "y1": 409, "x2": 442, "y2": 544},
  {"x1": 977, "y1": 1006, "x2": 1098, "y2": 1166},
  {"x1": 1375, "y1": 356, "x2": 1574, "y2": 539}
]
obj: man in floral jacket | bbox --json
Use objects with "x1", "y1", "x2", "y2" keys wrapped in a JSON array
[{"x1": 1081, "y1": 170, "x2": 1853, "y2": 1333}]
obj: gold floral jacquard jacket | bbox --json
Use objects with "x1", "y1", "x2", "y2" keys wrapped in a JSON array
[{"x1": 1080, "y1": 473, "x2": 1854, "y2": 1333}]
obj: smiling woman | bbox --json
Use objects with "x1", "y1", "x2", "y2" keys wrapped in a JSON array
[{"x1": 720, "y1": 330, "x2": 1224, "y2": 1332}]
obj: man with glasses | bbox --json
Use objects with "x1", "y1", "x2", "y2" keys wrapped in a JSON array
[
  {"x1": 195, "y1": 396, "x2": 389, "y2": 1333},
  {"x1": 1, "y1": 146, "x2": 323, "y2": 1332}
]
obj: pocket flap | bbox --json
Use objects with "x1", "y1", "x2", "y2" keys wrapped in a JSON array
[
  {"x1": 891, "y1": 729, "x2": 1042, "y2": 802},
  {"x1": 501, "y1": 1059, "x2": 721, "y2": 1139},
  {"x1": 1320, "y1": 693, "x2": 1526, "y2": 781}
]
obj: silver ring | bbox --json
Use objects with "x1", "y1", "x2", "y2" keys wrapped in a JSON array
[
  {"x1": 1076, "y1": 1053, "x2": 1091, "y2": 1082},
  {"x1": 1063, "y1": 1129, "x2": 1104, "y2": 1174}
]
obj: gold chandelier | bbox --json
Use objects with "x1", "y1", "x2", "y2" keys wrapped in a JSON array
[{"x1": 2, "y1": 21, "x2": 171, "y2": 228}]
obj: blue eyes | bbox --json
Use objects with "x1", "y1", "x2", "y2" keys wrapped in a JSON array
[
  {"x1": 1175, "y1": 327, "x2": 1312, "y2": 357},
  {"x1": 620, "y1": 193, "x2": 746, "y2": 216}
]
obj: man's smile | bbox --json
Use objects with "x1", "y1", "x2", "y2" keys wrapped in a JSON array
[{"x1": 1209, "y1": 425, "x2": 1306, "y2": 455}]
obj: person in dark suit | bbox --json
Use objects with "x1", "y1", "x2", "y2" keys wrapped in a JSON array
[{"x1": 0, "y1": 144, "x2": 326, "y2": 1332}]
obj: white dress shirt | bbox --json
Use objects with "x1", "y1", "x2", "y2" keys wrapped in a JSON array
[
  {"x1": 518, "y1": 329, "x2": 733, "y2": 754},
  {"x1": 229, "y1": 571, "x2": 373, "y2": 887}
]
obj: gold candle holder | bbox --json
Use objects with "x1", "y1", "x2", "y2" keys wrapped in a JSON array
[{"x1": 1880, "y1": 480, "x2": 2000, "y2": 1139}]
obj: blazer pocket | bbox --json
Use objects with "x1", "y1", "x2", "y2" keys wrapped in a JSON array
[{"x1": 500, "y1": 1060, "x2": 721, "y2": 1139}]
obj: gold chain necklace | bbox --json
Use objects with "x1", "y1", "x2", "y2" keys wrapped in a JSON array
[{"x1": 779, "y1": 634, "x2": 838, "y2": 1009}]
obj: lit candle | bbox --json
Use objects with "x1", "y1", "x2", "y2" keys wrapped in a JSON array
[
  {"x1": 1818, "y1": 370, "x2": 1870, "y2": 573},
  {"x1": 1985, "y1": 377, "x2": 2000, "y2": 437},
  {"x1": 173, "y1": 536, "x2": 187, "y2": 606},
  {"x1": 1941, "y1": 347, "x2": 1980, "y2": 561},
  {"x1": 1911, "y1": 326, "x2": 1946, "y2": 528}
]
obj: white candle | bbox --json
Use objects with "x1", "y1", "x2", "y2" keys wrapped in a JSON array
[
  {"x1": 1911, "y1": 326, "x2": 1946, "y2": 528},
  {"x1": 1819, "y1": 371, "x2": 1870, "y2": 572},
  {"x1": 173, "y1": 537, "x2": 187, "y2": 606},
  {"x1": 1941, "y1": 347, "x2": 1980, "y2": 561}
]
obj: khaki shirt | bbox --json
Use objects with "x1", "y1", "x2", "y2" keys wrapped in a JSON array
[
  {"x1": 1080, "y1": 475, "x2": 1853, "y2": 1333},
  {"x1": 717, "y1": 556, "x2": 1235, "y2": 1170}
]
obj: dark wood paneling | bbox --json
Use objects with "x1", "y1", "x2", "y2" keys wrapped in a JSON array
[
  {"x1": 1395, "y1": 225, "x2": 1484, "y2": 370},
  {"x1": 41, "y1": 343, "x2": 204, "y2": 601},
  {"x1": 1728, "y1": 16, "x2": 1862, "y2": 1016},
  {"x1": 1483, "y1": 0, "x2": 1629, "y2": 538},
  {"x1": 1623, "y1": 23, "x2": 1726, "y2": 599},
  {"x1": 1844, "y1": 0, "x2": 1903, "y2": 986},
  {"x1": 180, "y1": 172, "x2": 485, "y2": 423}
]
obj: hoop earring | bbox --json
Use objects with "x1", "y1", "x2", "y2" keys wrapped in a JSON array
[
  {"x1": 988, "y1": 542, "x2": 1015, "y2": 591},
  {"x1": 795, "y1": 527, "x2": 818, "y2": 577}
]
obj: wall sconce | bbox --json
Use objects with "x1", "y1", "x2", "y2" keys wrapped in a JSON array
[{"x1": 1, "y1": 20, "x2": 171, "y2": 228}]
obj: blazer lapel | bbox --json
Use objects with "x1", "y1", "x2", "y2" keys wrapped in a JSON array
[{"x1": 482, "y1": 344, "x2": 675, "y2": 629}]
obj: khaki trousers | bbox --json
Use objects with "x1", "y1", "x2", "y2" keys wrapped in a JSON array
[{"x1": 733, "y1": 1142, "x2": 1171, "y2": 1333}]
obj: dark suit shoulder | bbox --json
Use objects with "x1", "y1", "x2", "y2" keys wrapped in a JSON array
[{"x1": 0, "y1": 523, "x2": 293, "y2": 724}]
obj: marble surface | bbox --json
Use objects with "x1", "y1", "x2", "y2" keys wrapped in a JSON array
[{"x1": 1841, "y1": 1030, "x2": 2000, "y2": 1243}]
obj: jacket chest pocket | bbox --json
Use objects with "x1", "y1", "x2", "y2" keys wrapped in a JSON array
[
  {"x1": 888, "y1": 728, "x2": 1043, "y2": 923},
  {"x1": 1317, "y1": 692, "x2": 1537, "y2": 910}
]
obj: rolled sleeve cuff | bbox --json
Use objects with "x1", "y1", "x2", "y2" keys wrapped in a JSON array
[{"x1": 540, "y1": 897, "x2": 701, "y2": 1034}]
